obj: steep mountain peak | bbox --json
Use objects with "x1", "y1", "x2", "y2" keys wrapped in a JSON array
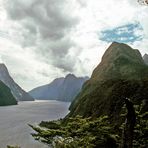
[
  {"x1": 0, "y1": 63, "x2": 34, "y2": 101},
  {"x1": 69, "y1": 43, "x2": 148, "y2": 119},
  {"x1": 109, "y1": 41, "x2": 122, "y2": 47},
  {"x1": 102, "y1": 42, "x2": 143, "y2": 63},
  {"x1": 0, "y1": 63, "x2": 10, "y2": 79},
  {"x1": 65, "y1": 73, "x2": 76, "y2": 79},
  {"x1": 0, "y1": 63, "x2": 8, "y2": 71},
  {"x1": 91, "y1": 42, "x2": 144, "y2": 82},
  {"x1": 0, "y1": 63, "x2": 6, "y2": 67}
]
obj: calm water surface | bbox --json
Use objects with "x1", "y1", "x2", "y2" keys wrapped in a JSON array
[{"x1": 0, "y1": 100, "x2": 70, "y2": 148}]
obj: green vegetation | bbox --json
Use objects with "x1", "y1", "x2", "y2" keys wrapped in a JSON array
[
  {"x1": 29, "y1": 43, "x2": 148, "y2": 148},
  {"x1": 30, "y1": 116, "x2": 118, "y2": 148},
  {"x1": 69, "y1": 78, "x2": 148, "y2": 122},
  {"x1": 133, "y1": 105, "x2": 148, "y2": 147},
  {"x1": 69, "y1": 42, "x2": 148, "y2": 120},
  {"x1": 30, "y1": 102, "x2": 148, "y2": 148},
  {"x1": 0, "y1": 81, "x2": 17, "y2": 106}
]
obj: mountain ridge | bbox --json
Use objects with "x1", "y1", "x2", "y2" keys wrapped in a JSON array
[
  {"x1": 68, "y1": 42, "x2": 148, "y2": 120},
  {"x1": 0, "y1": 63, "x2": 34, "y2": 101},
  {"x1": 29, "y1": 74, "x2": 89, "y2": 102}
]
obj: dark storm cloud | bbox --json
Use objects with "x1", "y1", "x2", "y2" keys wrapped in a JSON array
[
  {"x1": 53, "y1": 56, "x2": 75, "y2": 72},
  {"x1": 5, "y1": 0, "x2": 79, "y2": 72},
  {"x1": 49, "y1": 38, "x2": 75, "y2": 57},
  {"x1": 5, "y1": 0, "x2": 79, "y2": 40},
  {"x1": 37, "y1": 38, "x2": 76, "y2": 72},
  {"x1": 23, "y1": 22, "x2": 37, "y2": 35}
]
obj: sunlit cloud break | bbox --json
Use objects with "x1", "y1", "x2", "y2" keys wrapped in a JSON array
[{"x1": 100, "y1": 23, "x2": 143, "y2": 43}]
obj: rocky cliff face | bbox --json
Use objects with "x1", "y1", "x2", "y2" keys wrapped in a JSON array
[
  {"x1": 0, "y1": 64, "x2": 34, "y2": 101},
  {"x1": 68, "y1": 42, "x2": 148, "y2": 120},
  {"x1": 0, "y1": 80, "x2": 17, "y2": 106},
  {"x1": 29, "y1": 74, "x2": 89, "y2": 102}
]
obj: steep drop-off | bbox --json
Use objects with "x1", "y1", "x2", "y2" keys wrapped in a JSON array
[
  {"x1": 0, "y1": 64, "x2": 34, "y2": 101},
  {"x1": 69, "y1": 42, "x2": 148, "y2": 120},
  {"x1": 0, "y1": 80, "x2": 17, "y2": 106}
]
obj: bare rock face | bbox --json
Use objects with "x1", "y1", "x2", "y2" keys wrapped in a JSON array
[
  {"x1": 68, "y1": 42, "x2": 148, "y2": 120},
  {"x1": 0, "y1": 64, "x2": 34, "y2": 101},
  {"x1": 29, "y1": 74, "x2": 89, "y2": 102}
]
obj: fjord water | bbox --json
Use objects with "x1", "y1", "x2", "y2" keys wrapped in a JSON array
[{"x1": 0, "y1": 100, "x2": 70, "y2": 148}]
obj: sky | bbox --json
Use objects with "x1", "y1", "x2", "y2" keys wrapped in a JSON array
[{"x1": 0, "y1": 0, "x2": 148, "y2": 91}]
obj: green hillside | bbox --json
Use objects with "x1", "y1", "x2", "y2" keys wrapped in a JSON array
[
  {"x1": 0, "y1": 81, "x2": 17, "y2": 106},
  {"x1": 30, "y1": 42, "x2": 148, "y2": 148},
  {"x1": 68, "y1": 42, "x2": 148, "y2": 121}
]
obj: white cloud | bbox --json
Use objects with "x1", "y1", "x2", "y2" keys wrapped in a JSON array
[
  {"x1": 0, "y1": 0, "x2": 148, "y2": 90},
  {"x1": 0, "y1": 55, "x2": 3, "y2": 63},
  {"x1": 0, "y1": 37, "x2": 66, "y2": 90}
]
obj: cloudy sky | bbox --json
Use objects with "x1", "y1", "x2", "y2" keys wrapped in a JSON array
[{"x1": 0, "y1": 0, "x2": 148, "y2": 91}]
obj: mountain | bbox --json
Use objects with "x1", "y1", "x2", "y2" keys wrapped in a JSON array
[
  {"x1": 0, "y1": 80, "x2": 17, "y2": 106},
  {"x1": 68, "y1": 42, "x2": 148, "y2": 120},
  {"x1": 0, "y1": 64, "x2": 34, "y2": 101},
  {"x1": 29, "y1": 74, "x2": 89, "y2": 102},
  {"x1": 29, "y1": 77, "x2": 64, "y2": 100},
  {"x1": 143, "y1": 53, "x2": 148, "y2": 65}
]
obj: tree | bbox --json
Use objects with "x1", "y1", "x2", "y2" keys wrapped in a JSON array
[
  {"x1": 29, "y1": 99, "x2": 147, "y2": 148},
  {"x1": 120, "y1": 101, "x2": 148, "y2": 148},
  {"x1": 29, "y1": 116, "x2": 118, "y2": 148}
]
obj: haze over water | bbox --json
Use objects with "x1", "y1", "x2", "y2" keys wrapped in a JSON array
[{"x1": 0, "y1": 100, "x2": 70, "y2": 148}]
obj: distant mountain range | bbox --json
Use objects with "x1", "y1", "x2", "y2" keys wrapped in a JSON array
[
  {"x1": 0, "y1": 64, "x2": 34, "y2": 101},
  {"x1": 29, "y1": 74, "x2": 89, "y2": 102},
  {"x1": 68, "y1": 42, "x2": 148, "y2": 121}
]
